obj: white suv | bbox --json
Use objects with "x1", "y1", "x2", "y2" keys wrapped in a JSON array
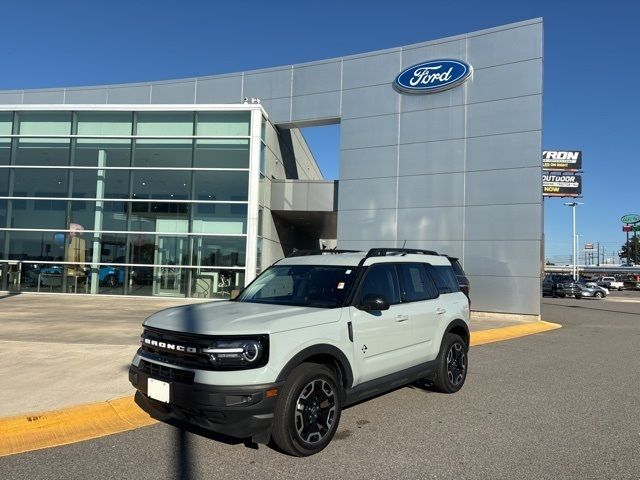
[{"x1": 129, "y1": 248, "x2": 470, "y2": 456}]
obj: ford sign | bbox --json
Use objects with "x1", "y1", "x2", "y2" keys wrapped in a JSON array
[{"x1": 394, "y1": 59, "x2": 472, "y2": 94}]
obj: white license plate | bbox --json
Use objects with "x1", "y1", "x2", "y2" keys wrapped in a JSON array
[{"x1": 147, "y1": 378, "x2": 170, "y2": 403}]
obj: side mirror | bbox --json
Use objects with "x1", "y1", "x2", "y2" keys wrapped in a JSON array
[{"x1": 359, "y1": 294, "x2": 390, "y2": 312}]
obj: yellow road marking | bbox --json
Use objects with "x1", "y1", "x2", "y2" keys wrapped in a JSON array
[
  {"x1": 470, "y1": 320, "x2": 562, "y2": 346},
  {"x1": 0, "y1": 396, "x2": 156, "y2": 458},
  {"x1": 0, "y1": 320, "x2": 561, "y2": 457}
]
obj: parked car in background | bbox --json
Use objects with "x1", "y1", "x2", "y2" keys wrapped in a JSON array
[
  {"x1": 98, "y1": 266, "x2": 125, "y2": 287},
  {"x1": 622, "y1": 276, "x2": 640, "y2": 291},
  {"x1": 542, "y1": 274, "x2": 582, "y2": 298},
  {"x1": 578, "y1": 283, "x2": 607, "y2": 299},
  {"x1": 595, "y1": 276, "x2": 624, "y2": 291}
]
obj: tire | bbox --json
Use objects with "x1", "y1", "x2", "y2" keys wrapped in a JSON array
[
  {"x1": 432, "y1": 333, "x2": 468, "y2": 394},
  {"x1": 104, "y1": 274, "x2": 117, "y2": 288},
  {"x1": 271, "y1": 363, "x2": 342, "y2": 457},
  {"x1": 552, "y1": 288, "x2": 557, "y2": 298},
  {"x1": 594, "y1": 291, "x2": 603, "y2": 299},
  {"x1": 575, "y1": 294, "x2": 582, "y2": 299}
]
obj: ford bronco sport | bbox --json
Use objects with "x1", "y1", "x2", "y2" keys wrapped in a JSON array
[{"x1": 129, "y1": 248, "x2": 470, "y2": 456}]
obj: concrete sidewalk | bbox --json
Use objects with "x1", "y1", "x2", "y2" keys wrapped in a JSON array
[{"x1": 0, "y1": 293, "x2": 536, "y2": 418}]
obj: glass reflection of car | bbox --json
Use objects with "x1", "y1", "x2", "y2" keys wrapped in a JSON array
[{"x1": 98, "y1": 267, "x2": 125, "y2": 287}]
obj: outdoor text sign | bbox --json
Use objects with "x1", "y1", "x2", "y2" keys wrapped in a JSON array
[{"x1": 543, "y1": 173, "x2": 582, "y2": 197}]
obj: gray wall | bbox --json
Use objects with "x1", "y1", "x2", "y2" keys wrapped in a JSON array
[{"x1": 0, "y1": 18, "x2": 543, "y2": 315}]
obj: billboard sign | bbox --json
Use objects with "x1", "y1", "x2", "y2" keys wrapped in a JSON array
[
  {"x1": 623, "y1": 225, "x2": 632, "y2": 232},
  {"x1": 394, "y1": 60, "x2": 472, "y2": 94},
  {"x1": 584, "y1": 243, "x2": 593, "y2": 250},
  {"x1": 542, "y1": 150, "x2": 582, "y2": 171},
  {"x1": 543, "y1": 173, "x2": 582, "y2": 197}
]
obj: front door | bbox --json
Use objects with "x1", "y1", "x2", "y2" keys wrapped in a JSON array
[
  {"x1": 349, "y1": 263, "x2": 415, "y2": 384},
  {"x1": 153, "y1": 236, "x2": 186, "y2": 297}
]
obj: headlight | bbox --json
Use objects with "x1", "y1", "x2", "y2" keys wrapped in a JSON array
[{"x1": 202, "y1": 337, "x2": 267, "y2": 368}]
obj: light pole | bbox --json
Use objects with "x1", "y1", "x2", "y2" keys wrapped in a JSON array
[{"x1": 564, "y1": 202, "x2": 583, "y2": 280}]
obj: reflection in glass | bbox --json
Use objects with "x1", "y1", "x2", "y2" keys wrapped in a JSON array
[
  {"x1": 193, "y1": 203, "x2": 247, "y2": 234},
  {"x1": 132, "y1": 169, "x2": 191, "y2": 199},
  {"x1": 194, "y1": 139, "x2": 249, "y2": 168},
  {"x1": 193, "y1": 235, "x2": 246, "y2": 267},
  {"x1": 75, "y1": 139, "x2": 131, "y2": 167},
  {"x1": 13, "y1": 168, "x2": 68, "y2": 196},
  {"x1": 76, "y1": 112, "x2": 132, "y2": 137},
  {"x1": 190, "y1": 268, "x2": 245, "y2": 299},
  {"x1": 18, "y1": 112, "x2": 71, "y2": 136},
  {"x1": 193, "y1": 170, "x2": 248, "y2": 201},
  {"x1": 15, "y1": 138, "x2": 71, "y2": 166},
  {"x1": 10, "y1": 199, "x2": 66, "y2": 230},
  {"x1": 196, "y1": 111, "x2": 250, "y2": 136}
]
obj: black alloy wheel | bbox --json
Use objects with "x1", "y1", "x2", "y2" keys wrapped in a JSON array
[
  {"x1": 104, "y1": 274, "x2": 117, "y2": 288},
  {"x1": 446, "y1": 342, "x2": 466, "y2": 386},
  {"x1": 272, "y1": 363, "x2": 342, "y2": 457},
  {"x1": 432, "y1": 333, "x2": 468, "y2": 394},
  {"x1": 294, "y1": 379, "x2": 337, "y2": 445}
]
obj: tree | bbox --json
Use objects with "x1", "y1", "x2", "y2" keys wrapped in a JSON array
[{"x1": 620, "y1": 235, "x2": 640, "y2": 264}]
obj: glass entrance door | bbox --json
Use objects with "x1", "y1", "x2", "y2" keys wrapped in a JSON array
[{"x1": 153, "y1": 236, "x2": 186, "y2": 297}]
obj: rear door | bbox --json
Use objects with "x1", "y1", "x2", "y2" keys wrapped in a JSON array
[
  {"x1": 396, "y1": 262, "x2": 442, "y2": 362},
  {"x1": 349, "y1": 263, "x2": 414, "y2": 384}
]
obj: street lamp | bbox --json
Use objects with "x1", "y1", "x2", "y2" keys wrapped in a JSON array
[{"x1": 564, "y1": 202, "x2": 583, "y2": 280}]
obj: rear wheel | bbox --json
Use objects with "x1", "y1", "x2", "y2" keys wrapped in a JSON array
[
  {"x1": 104, "y1": 274, "x2": 117, "y2": 288},
  {"x1": 271, "y1": 363, "x2": 341, "y2": 457},
  {"x1": 432, "y1": 333, "x2": 468, "y2": 394}
]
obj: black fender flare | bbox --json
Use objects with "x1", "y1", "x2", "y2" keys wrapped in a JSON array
[
  {"x1": 275, "y1": 344, "x2": 354, "y2": 389},
  {"x1": 443, "y1": 318, "x2": 470, "y2": 348}
]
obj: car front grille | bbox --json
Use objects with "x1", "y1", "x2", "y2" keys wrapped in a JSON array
[
  {"x1": 140, "y1": 327, "x2": 214, "y2": 370},
  {"x1": 139, "y1": 359, "x2": 195, "y2": 384}
]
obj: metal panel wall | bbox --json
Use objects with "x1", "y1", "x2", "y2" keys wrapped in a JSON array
[{"x1": 1, "y1": 18, "x2": 543, "y2": 315}]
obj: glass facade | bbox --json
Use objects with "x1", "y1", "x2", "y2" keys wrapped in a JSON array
[{"x1": 0, "y1": 108, "x2": 256, "y2": 298}]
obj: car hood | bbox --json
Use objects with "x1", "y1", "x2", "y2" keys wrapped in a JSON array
[{"x1": 142, "y1": 300, "x2": 343, "y2": 335}]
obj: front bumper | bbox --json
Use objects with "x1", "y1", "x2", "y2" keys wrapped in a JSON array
[
  {"x1": 557, "y1": 286, "x2": 581, "y2": 296},
  {"x1": 129, "y1": 361, "x2": 283, "y2": 442}
]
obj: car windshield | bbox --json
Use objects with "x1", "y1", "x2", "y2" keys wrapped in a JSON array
[{"x1": 236, "y1": 265, "x2": 359, "y2": 308}]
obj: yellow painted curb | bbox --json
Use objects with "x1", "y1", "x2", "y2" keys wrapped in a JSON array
[
  {"x1": 470, "y1": 320, "x2": 562, "y2": 346},
  {"x1": 0, "y1": 396, "x2": 157, "y2": 458},
  {"x1": 0, "y1": 320, "x2": 561, "y2": 457}
]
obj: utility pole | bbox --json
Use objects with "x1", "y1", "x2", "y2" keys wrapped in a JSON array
[
  {"x1": 597, "y1": 241, "x2": 600, "y2": 267},
  {"x1": 564, "y1": 202, "x2": 583, "y2": 280}
]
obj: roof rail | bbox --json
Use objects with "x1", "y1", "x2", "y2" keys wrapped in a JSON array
[
  {"x1": 365, "y1": 248, "x2": 440, "y2": 258},
  {"x1": 286, "y1": 249, "x2": 361, "y2": 258}
]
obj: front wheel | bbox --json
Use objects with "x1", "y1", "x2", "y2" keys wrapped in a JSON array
[
  {"x1": 594, "y1": 291, "x2": 604, "y2": 299},
  {"x1": 432, "y1": 333, "x2": 468, "y2": 394},
  {"x1": 271, "y1": 363, "x2": 342, "y2": 457}
]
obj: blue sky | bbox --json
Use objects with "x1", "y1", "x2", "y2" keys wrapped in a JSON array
[{"x1": 2, "y1": 0, "x2": 638, "y2": 262}]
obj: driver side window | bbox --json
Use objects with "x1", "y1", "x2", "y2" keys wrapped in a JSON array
[{"x1": 359, "y1": 264, "x2": 400, "y2": 305}]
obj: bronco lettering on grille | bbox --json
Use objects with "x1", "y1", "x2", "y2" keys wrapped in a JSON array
[{"x1": 142, "y1": 337, "x2": 197, "y2": 354}]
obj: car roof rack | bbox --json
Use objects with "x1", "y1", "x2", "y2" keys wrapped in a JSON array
[
  {"x1": 286, "y1": 249, "x2": 361, "y2": 257},
  {"x1": 365, "y1": 248, "x2": 439, "y2": 258}
]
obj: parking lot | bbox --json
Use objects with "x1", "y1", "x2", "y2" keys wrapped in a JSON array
[{"x1": 1, "y1": 294, "x2": 639, "y2": 479}]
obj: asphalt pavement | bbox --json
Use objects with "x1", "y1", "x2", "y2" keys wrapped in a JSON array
[{"x1": 2, "y1": 295, "x2": 639, "y2": 479}]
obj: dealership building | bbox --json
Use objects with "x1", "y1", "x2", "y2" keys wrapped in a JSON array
[{"x1": 0, "y1": 19, "x2": 543, "y2": 317}]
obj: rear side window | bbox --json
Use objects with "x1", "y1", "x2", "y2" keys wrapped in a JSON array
[
  {"x1": 427, "y1": 265, "x2": 460, "y2": 294},
  {"x1": 359, "y1": 264, "x2": 401, "y2": 305},
  {"x1": 448, "y1": 258, "x2": 465, "y2": 277},
  {"x1": 397, "y1": 263, "x2": 439, "y2": 302}
]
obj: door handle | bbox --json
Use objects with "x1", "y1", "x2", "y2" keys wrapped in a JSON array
[
  {"x1": 395, "y1": 314, "x2": 409, "y2": 322},
  {"x1": 436, "y1": 308, "x2": 446, "y2": 315}
]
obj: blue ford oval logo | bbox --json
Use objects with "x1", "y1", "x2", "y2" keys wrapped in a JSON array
[{"x1": 394, "y1": 59, "x2": 472, "y2": 94}]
